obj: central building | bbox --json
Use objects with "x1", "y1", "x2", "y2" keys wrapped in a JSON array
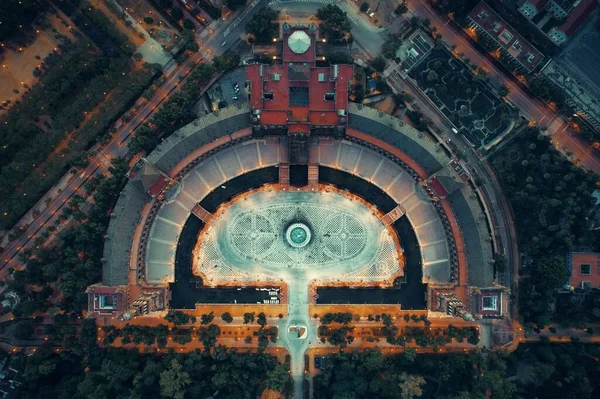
[{"x1": 88, "y1": 22, "x2": 501, "y2": 324}]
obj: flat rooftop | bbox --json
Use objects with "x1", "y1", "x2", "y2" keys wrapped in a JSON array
[
  {"x1": 246, "y1": 28, "x2": 353, "y2": 127},
  {"x1": 469, "y1": 1, "x2": 544, "y2": 71}
]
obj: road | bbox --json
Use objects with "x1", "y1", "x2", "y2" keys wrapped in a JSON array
[
  {"x1": 0, "y1": 0, "x2": 271, "y2": 276},
  {"x1": 404, "y1": 0, "x2": 600, "y2": 172}
]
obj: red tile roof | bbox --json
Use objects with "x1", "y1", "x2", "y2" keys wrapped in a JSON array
[
  {"x1": 559, "y1": 0, "x2": 598, "y2": 37},
  {"x1": 429, "y1": 177, "x2": 449, "y2": 198},
  {"x1": 247, "y1": 28, "x2": 353, "y2": 128},
  {"x1": 148, "y1": 175, "x2": 168, "y2": 197}
]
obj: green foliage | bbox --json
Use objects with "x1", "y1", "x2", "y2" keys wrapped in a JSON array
[
  {"x1": 395, "y1": 3, "x2": 408, "y2": 15},
  {"x1": 243, "y1": 312, "x2": 255, "y2": 324},
  {"x1": 0, "y1": 47, "x2": 154, "y2": 229},
  {"x1": 16, "y1": 344, "x2": 285, "y2": 399},
  {"x1": 498, "y1": 84, "x2": 510, "y2": 97},
  {"x1": 160, "y1": 359, "x2": 191, "y2": 399},
  {"x1": 183, "y1": 19, "x2": 194, "y2": 30},
  {"x1": 81, "y1": 5, "x2": 135, "y2": 55},
  {"x1": 370, "y1": 56, "x2": 387, "y2": 72},
  {"x1": 317, "y1": 5, "x2": 353, "y2": 44},
  {"x1": 529, "y1": 77, "x2": 566, "y2": 110},
  {"x1": 246, "y1": 7, "x2": 279, "y2": 44},
  {"x1": 360, "y1": 2, "x2": 369, "y2": 12},
  {"x1": 257, "y1": 312, "x2": 267, "y2": 327},
  {"x1": 200, "y1": 312, "x2": 214, "y2": 325},
  {"x1": 319, "y1": 325, "x2": 354, "y2": 348},
  {"x1": 14, "y1": 320, "x2": 35, "y2": 340},
  {"x1": 165, "y1": 310, "x2": 196, "y2": 326},
  {"x1": 197, "y1": 324, "x2": 221, "y2": 350},
  {"x1": 320, "y1": 312, "x2": 353, "y2": 324},
  {"x1": 0, "y1": 0, "x2": 46, "y2": 41},
  {"x1": 221, "y1": 312, "x2": 233, "y2": 323},
  {"x1": 129, "y1": 63, "x2": 215, "y2": 155},
  {"x1": 406, "y1": 110, "x2": 430, "y2": 131},
  {"x1": 381, "y1": 33, "x2": 403, "y2": 60},
  {"x1": 7, "y1": 159, "x2": 129, "y2": 312},
  {"x1": 226, "y1": 0, "x2": 247, "y2": 11},
  {"x1": 492, "y1": 128, "x2": 598, "y2": 255},
  {"x1": 266, "y1": 363, "x2": 293, "y2": 395},
  {"x1": 314, "y1": 349, "x2": 517, "y2": 399}
]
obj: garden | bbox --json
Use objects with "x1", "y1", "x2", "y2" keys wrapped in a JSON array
[{"x1": 410, "y1": 49, "x2": 514, "y2": 148}]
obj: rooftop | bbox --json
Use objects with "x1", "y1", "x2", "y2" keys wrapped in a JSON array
[
  {"x1": 469, "y1": 1, "x2": 545, "y2": 71},
  {"x1": 247, "y1": 28, "x2": 353, "y2": 127},
  {"x1": 557, "y1": 0, "x2": 598, "y2": 37},
  {"x1": 541, "y1": 60, "x2": 600, "y2": 128},
  {"x1": 568, "y1": 252, "x2": 600, "y2": 289}
]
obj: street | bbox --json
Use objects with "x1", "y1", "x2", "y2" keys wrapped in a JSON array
[
  {"x1": 403, "y1": 0, "x2": 600, "y2": 172},
  {"x1": 0, "y1": 0, "x2": 271, "y2": 278}
]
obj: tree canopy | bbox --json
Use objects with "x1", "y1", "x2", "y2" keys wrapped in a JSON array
[
  {"x1": 246, "y1": 7, "x2": 279, "y2": 44},
  {"x1": 317, "y1": 5, "x2": 353, "y2": 44}
]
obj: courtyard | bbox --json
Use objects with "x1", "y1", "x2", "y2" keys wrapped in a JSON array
[
  {"x1": 193, "y1": 189, "x2": 403, "y2": 286},
  {"x1": 410, "y1": 49, "x2": 515, "y2": 148}
]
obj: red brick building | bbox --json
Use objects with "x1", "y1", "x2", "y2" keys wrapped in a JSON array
[
  {"x1": 568, "y1": 252, "x2": 600, "y2": 289},
  {"x1": 246, "y1": 23, "x2": 353, "y2": 139}
]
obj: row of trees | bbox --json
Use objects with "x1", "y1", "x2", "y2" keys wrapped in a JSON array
[
  {"x1": 129, "y1": 52, "x2": 239, "y2": 154},
  {"x1": 81, "y1": 4, "x2": 136, "y2": 55},
  {"x1": 0, "y1": 41, "x2": 156, "y2": 229},
  {"x1": 320, "y1": 312, "x2": 354, "y2": 324},
  {"x1": 7, "y1": 159, "x2": 130, "y2": 315},
  {"x1": 15, "y1": 317, "x2": 292, "y2": 399},
  {"x1": 314, "y1": 348, "x2": 518, "y2": 399},
  {"x1": 0, "y1": 0, "x2": 46, "y2": 42}
]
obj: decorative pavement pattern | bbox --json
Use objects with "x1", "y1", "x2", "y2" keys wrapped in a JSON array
[{"x1": 194, "y1": 190, "x2": 402, "y2": 285}]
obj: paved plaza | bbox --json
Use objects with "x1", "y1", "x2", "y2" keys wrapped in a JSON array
[{"x1": 193, "y1": 189, "x2": 403, "y2": 285}]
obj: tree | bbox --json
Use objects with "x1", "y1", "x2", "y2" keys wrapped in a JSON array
[
  {"x1": 243, "y1": 312, "x2": 255, "y2": 324},
  {"x1": 498, "y1": 84, "x2": 510, "y2": 97},
  {"x1": 395, "y1": 3, "x2": 408, "y2": 15},
  {"x1": 226, "y1": 0, "x2": 247, "y2": 11},
  {"x1": 183, "y1": 19, "x2": 194, "y2": 30},
  {"x1": 14, "y1": 320, "x2": 35, "y2": 340},
  {"x1": 399, "y1": 373, "x2": 426, "y2": 399},
  {"x1": 381, "y1": 34, "x2": 403, "y2": 59},
  {"x1": 257, "y1": 312, "x2": 267, "y2": 327},
  {"x1": 266, "y1": 363, "x2": 293, "y2": 395},
  {"x1": 160, "y1": 359, "x2": 191, "y2": 399},
  {"x1": 370, "y1": 56, "x2": 387, "y2": 73},
  {"x1": 144, "y1": 17, "x2": 154, "y2": 25},
  {"x1": 171, "y1": 7, "x2": 183, "y2": 21},
  {"x1": 426, "y1": 69, "x2": 439, "y2": 82},
  {"x1": 394, "y1": 91, "x2": 414, "y2": 106},
  {"x1": 317, "y1": 5, "x2": 353, "y2": 44},
  {"x1": 200, "y1": 312, "x2": 214, "y2": 325},
  {"x1": 165, "y1": 310, "x2": 196, "y2": 326},
  {"x1": 212, "y1": 52, "x2": 241, "y2": 71},
  {"x1": 531, "y1": 255, "x2": 569, "y2": 292},
  {"x1": 360, "y1": 2, "x2": 369, "y2": 12},
  {"x1": 221, "y1": 312, "x2": 233, "y2": 323},
  {"x1": 246, "y1": 7, "x2": 279, "y2": 44}
]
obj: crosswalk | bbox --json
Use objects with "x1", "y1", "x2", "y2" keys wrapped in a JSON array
[{"x1": 268, "y1": 0, "x2": 335, "y2": 6}]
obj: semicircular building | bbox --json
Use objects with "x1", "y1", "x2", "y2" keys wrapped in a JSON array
[{"x1": 86, "y1": 25, "x2": 507, "y2": 322}]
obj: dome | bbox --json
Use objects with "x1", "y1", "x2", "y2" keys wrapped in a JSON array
[{"x1": 288, "y1": 30, "x2": 311, "y2": 54}]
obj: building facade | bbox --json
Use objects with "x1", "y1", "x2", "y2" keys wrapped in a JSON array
[{"x1": 468, "y1": 2, "x2": 544, "y2": 74}]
